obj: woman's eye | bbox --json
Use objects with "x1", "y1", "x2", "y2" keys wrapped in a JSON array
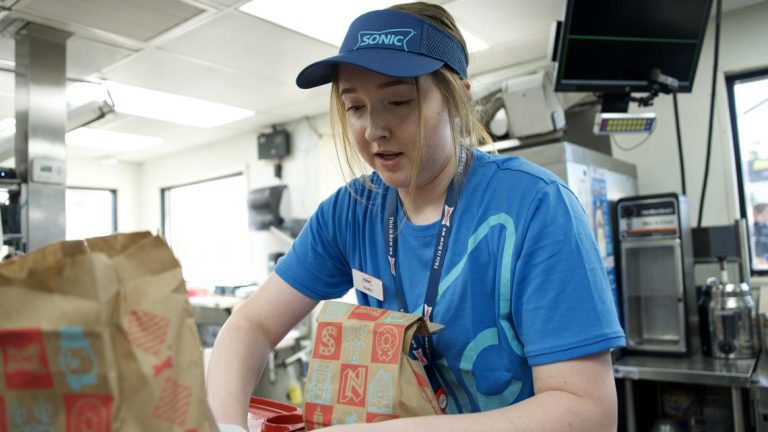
[
  {"x1": 345, "y1": 105, "x2": 363, "y2": 112},
  {"x1": 390, "y1": 99, "x2": 413, "y2": 107}
]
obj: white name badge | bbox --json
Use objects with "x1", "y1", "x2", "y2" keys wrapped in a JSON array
[{"x1": 352, "y1": 269, "x2": 384, "y2": 301}]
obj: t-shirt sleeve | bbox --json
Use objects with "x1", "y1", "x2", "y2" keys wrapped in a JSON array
[
  {"x1": 512, "y1": 182, "x2": 626, "y2": 366},
  {"x1": 274, "y1": 187, "x2": 353, "y2": 301}
]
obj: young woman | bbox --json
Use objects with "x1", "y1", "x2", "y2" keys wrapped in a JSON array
[{"x1": 207, "y1": 3, "x2": 625, "y2": 431}]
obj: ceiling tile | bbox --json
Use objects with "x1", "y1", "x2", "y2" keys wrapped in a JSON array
[
  {"x1": 17, "y1": 0, "x2": 207, "y2": 42},
  {"x1": 67, "y1": 36, "x2": 134, "y2": 79},
  {"x1": 199, "y1": 0, "x2": 244, "y2": 7},
  {"x1": 447, "y1": 0, "x2": 565, "y2": 46},
  {"x1": 158, "y1": 10, "x2": 337, "y2": 85},
  {"x1": 102, "y1": 48, "x2": 311, "y2": 111}
]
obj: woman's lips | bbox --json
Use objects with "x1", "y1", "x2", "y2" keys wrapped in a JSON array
[{"x1": 375, "y1": 152, "x2": 403, "y2": 170}]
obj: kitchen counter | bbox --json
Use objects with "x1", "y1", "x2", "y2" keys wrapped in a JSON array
[
  {"x1": 613, "y1": 350, "x2": 758, "y2": 387},
  {"x1": 613, "y1": 350, "x2": 761, "y2": 432}
]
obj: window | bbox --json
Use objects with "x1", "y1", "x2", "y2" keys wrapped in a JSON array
[
  {"x1": 727, "y1": 68, "x2": 768, "y2": 274},
  {"x1": 66, "y1": 188, "x2": 117, "y2": 240},
  {"x1": 162, "y1": 174, "x2": 251, "y2": 286}
]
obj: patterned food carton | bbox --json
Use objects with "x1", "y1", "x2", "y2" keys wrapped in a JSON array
[{"x1": 303, "y1": 301, "x2": 442, "y2": 430}]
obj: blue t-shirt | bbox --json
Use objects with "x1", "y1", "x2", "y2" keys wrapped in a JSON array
[{"x1": 276, "y1": 148, "x2": 625, "y2": 413}]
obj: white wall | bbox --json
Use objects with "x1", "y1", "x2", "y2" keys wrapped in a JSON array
[
  {"x1": 66, "y1": 155, "x2": 141, "y2": 233},
  {"x1": 611, "y1": 3, "x2": 768, "y2": 227}
]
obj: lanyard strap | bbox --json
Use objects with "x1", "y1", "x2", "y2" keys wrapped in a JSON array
[{"x1": 385, "y1": 145, "x2": 466, "y2": 317}]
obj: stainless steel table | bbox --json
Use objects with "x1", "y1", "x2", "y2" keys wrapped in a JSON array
[{"x1": 613, "y1": 351, "x2": 758, "y2": 432}]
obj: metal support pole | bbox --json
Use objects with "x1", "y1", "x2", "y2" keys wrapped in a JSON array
[
  {"x1": 733, "y1": 386, "x2": 746, "y2": 432},
  {"x1": 14, "y1": 23, "x2": 70, "y2": 251},
  {"x1": 624, "y1": 379, "x2": 636, "y2": 432}
]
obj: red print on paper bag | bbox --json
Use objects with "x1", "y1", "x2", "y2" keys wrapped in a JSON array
[
  {"x1": 304, "y1": 403, "x2": 333, "y2": 431},
  {"x1": 348, "y1": 305, "x2": 386, "y2": 321},
  {"x1": 0, "y1": 396, "x2": 7, "y2": 432},
  {"x1": 124, "y1": 310, "x2": 170, "y2": 357},
  {"x1": 0, "y1": 328, "x2": 53, "y2": 390},
  {"x1": 337, "y1": 364, "x2": 368, "y2": 407},
  {"x1": 151, "y1": 378, "x2": 192, "y2": 426},
  {"x1": 371, "y1": 323, "x2": 404, "y2": 364},
  {"x1": 312, "y1": 322, "x2": 342, "y2": 361},
  {"x1": 64, "y1": 394, "x2": 113, "y2": 432}
]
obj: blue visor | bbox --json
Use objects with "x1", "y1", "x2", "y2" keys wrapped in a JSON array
[{"x1": 296, "y1": 9, "x2": 468, "y2": 89}]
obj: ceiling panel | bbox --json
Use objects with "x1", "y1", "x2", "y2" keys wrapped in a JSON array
[
  {"x1": 102, "y1": 48, "x2": 312, "y2": 111},
  {"x1": 447, "y1": 0, "x2": 564, "y2": 46},
  {"x1": 67, "y1": 36, "x2": 134, "y2": 79},
  {"x1": 199, "y1": 0, "x2": 244, "y2": 7},
  {"x1": 158, "y1": 10, "x2": 337, "y2": 85},
  {"x1": 268, "y1": 86, "x2": 332, "y2": 120},
  {"x1": 16, "y1": 0, "x2": 207, "y2": 42}
]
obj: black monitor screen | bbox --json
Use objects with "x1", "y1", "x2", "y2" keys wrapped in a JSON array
[{"x1": 555, "y1": 0, "x2": 713, "y2": 93}]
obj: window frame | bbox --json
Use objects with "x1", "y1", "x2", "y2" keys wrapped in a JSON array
[
  {"x1": 726, "y1": 66, "x2": 768, "y2": 276},
  {"x1": 160, "y1": 172, "x2": 243, "y2": 239},
  {"x1": 160, "y1": 172, "x2": 252, "y2": 286},
  {"x1": 65, "y1": 186, "x2": 117, "y2": 237}
]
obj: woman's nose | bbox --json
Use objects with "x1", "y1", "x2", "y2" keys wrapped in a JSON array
[{"x1": 364, "y1": 107, "x2": 390, "y2": 143}]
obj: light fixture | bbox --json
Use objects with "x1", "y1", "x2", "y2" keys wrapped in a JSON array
[
  {"x1": 239, "y1": 0, "x2": 488, "y2": 53},
  {"x1": 593, "y1": 113, "x2": 656, "y2": 135},
  {"x1": 66, "y1": 128, "x2": 163, "y2": 152},
  {"x1": 103, "y1": 82, "x2": 254, "y2": 128}
]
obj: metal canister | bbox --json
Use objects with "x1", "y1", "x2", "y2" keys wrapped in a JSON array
[{"x1": 707, "y1": 277, "x2": 759, "y2": 359}]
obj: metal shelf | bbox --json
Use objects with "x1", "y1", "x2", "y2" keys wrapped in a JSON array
[{"x1": 614, "y1": 351, "x2": 757, "y2": 387}]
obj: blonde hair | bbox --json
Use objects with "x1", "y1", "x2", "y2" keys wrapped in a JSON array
[{"x1": 329, "y1": 2, "x2": 492, "y2": 199}]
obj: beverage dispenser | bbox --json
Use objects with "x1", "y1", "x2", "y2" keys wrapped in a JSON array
[{"x1": 617, "y1": 194, "x2": 696, "y2": 354}]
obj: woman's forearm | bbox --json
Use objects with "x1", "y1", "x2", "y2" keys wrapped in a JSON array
[
  {"x1": 206, "y1": 313, "x2": 272, "y2": 428},
  {"x1": 324, "y1": 387, "x2": 616, "y2": 432}
]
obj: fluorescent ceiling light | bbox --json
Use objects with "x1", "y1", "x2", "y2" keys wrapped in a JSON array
[
  {"x1": 103, "y1": 82, "x2": 254, "y2": 128},
  {"x1": 239, "y1": 1, "x2": 489, "y2": 53},
  {"x1": 240, "y1": 0, "x2": 396, "y2": 46},
  {"x1": 66, "y1": 128, "x2": 163, "y2": 152},
  {"x1": 67, "y1": 81, "x2": 111, "y2": 109}
]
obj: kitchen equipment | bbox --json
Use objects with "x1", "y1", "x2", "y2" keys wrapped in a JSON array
[
  {"x1": 617, "y1": 194, "x2": 696, "y2": 354},
  {"x1": 707, "y1": 269, "x2": 759, "y2": 359},
  {"x1": 691, "y1": 220, "x2": 752, "y2": 356}
]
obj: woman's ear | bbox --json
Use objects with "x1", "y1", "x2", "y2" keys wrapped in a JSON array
[{"x1": 462, "y1": 79, "x2": 471, "y2": 91}]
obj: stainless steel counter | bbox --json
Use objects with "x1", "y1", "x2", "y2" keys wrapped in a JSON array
[
  {"x1": 613, "y1": 350, "x2": 758, "y2": 387},
  {"x1": 614, "y1": 350, "x2": 760, "y2": 432}
]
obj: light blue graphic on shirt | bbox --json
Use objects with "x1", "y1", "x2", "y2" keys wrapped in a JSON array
[{"x1": 418, "y1": 213, "x2": 523, "y2": 412}]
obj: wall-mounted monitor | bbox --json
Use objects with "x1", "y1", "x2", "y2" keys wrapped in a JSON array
[
  {"x1": 258, "y1": 130, "x2": 290, "y2": 160},
  {"x1": 554, "y1": 0, "x2": 713, "y2": 95}
]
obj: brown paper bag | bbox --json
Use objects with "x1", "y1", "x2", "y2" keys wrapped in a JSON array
[
  {"x1": 0, "y1": 232, "x2": 217, "y2": 431},
  {"x1": 303, "y1": 301, "x2": 442, "y2": 430}
]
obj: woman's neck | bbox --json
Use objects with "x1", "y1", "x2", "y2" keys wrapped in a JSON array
[{"x1": 398, "y1": 154, "x2": 458, "y2": 225}]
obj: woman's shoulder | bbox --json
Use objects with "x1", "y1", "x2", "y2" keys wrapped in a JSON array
[{"x1": 469, "y1": 147, "x2": 564, "y2": 189}]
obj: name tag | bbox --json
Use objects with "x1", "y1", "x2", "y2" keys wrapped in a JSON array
[{"x1": 352, "y1": 269, "x2": 384, "y2": 301}]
